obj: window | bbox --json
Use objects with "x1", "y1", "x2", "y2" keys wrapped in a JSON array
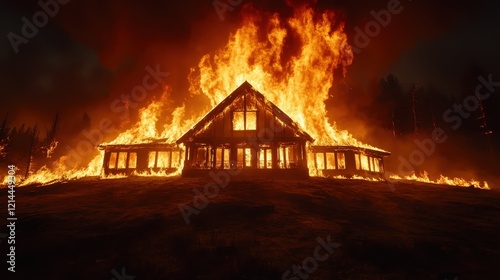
[
  {"x1": 315, "y1": 153, "x2": 325, "y2": 170},
  {"x1": 233, "y1": 111, "x2": 245, "y2": 130},
  {"x1": 259, "y1": 148, "x2": 273, "y2": 169},
  {"x1": 216, "y1": 148, "x2": 223, "y2": 169},
  {"x1": 148, "y1": 152, "x2": 156, "y2": 168},
  {"x1": 117, "y1": 152, "x2": 127, "y2": 169},
  {"x1": 147, "y1": 151, "x2": 180, "y2": 169},
  {"x1": 377, "y1": 158, "x2": 384, "y2": 173},
  {"x1": 285, "y1": 146, "x2": 296, "y2": 168},
  {"x1": 233, "y1": 111, "x2": 257, "y2": 130},
  {"x1": 326, "y1": 153, "x2": 336, "y2": 170},
  {"x1": 128, "y1": 152, "x2": 137, "y2": 169},
  {"x1": 157, "y1": 151, "x2": 170, "y2": 168},
  {"x1": 355, "y1": 153, "x2": 361, "y2": 170},
  {"x1": 360, "y1": 154, "x2": 369, "y2": 171},
  {"x1": 109, "y1": 152, "x2": 117, "y2": 169},
  {"x1": 246, "y1": 111, "x2": 257, "y2": 130},
  {"x1": 373, "y1": 157, "x2": 380, "y2": 172},
  {"x1": 237, "y1": 148, "x2": 253, "y2": 168},
  {"x1": 337, "y1": 152, "x2": 346, "y2": 169},
  {"x1": 223, "y1": 148, "x2": 230, "y2": 169}
]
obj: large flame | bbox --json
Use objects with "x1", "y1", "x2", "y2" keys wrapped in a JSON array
[
  {"x1": 105, "y1": 88, "x2": 199, "y2": 145},
  {"x1": 189, "y1": 5, "x2": 374, "y2": 148}
]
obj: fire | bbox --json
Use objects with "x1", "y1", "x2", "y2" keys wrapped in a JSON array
[
  {"x1": 104, "y1": 88, "x2": 198, "y2": 145},
  {"x1": 6, "y1": 2, "x2": 492, "y2": 191},
  {"x1": 18, "y1": 152, "x2": 103, "y2": 186},
  {"x1": 389, "y1": 172, "x2": 490, "y2": 190},
  {"x1": 189, "y1": 4, "x2": 367, "y2": 148}
]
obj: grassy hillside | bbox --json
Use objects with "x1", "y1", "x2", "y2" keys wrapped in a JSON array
[{"x1": 1, "y1": 177, "x2": 499, "y2": 279}]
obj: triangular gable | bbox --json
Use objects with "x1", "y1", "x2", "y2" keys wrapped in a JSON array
[{"x1": 176, "y1": 81, "x2": 314, "y2": 143}]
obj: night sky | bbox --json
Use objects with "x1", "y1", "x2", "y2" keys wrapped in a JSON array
[{"x1": 1, "y1": 0, "x2": 499, "y2": 130}]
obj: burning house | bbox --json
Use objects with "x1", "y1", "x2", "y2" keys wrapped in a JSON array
[
  {"x1": 176, "y1": 81, "x2": 314, "y2": 178},
  {"x1": 98, "y1": 82, "x2": 390, "y2": 179}
]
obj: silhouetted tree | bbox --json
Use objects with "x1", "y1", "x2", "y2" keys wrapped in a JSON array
[
  {"x1": 380, "y1": 74, "x2": 405, "y2": 137},
  {"x1": 40, "y1": 113, "x2": 60, "y2": 159},
  {"x1": 25, "y1": 125, "x2": 39, "y2": 178}
]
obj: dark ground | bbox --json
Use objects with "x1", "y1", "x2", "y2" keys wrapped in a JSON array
[{"x1": 0, "y1": 177, "x2": 499, "y2": 280}]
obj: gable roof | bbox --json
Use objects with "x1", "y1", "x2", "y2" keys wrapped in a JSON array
[{"x1": 176, "y1": 81, "x2": 314, "y2": 143}]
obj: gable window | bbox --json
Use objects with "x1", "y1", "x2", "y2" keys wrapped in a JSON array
[{"x1": 233, "y1": 111, "x2": 257, "y2": 131}]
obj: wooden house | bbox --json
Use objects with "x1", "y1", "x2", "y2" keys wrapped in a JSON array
[
  {"x1": 98, "y1": 81, "x2": 391, "y2": 179},
  {"x1": 176, "y1": 81, "x2": 314, "y2": 178}
]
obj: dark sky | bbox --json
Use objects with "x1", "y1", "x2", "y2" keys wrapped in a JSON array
[{"x1": 1, "y1": 0, "x2": 499, "y2": 128}]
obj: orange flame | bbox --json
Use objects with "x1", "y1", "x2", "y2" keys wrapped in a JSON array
[
  {"x1": 189, "y1": 5, "x2": 372, "y2": 148},
  {"x1": 389, "y1": 172, "x2": 490, "y2": 190},
  {"x1": 104, "y1": 88, "x2": 199, "y2": 145}
]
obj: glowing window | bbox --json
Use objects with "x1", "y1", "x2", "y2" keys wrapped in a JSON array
[
  {"x1": 355, "y1": 153, "x2": 361, "y2": 170},
  {"x1": 157, "y1": 151, "x2": 170, "y2": 168},
  {"x1": 232, "y1": 111, "x2": 257, "y2": 130},
  {"x1": 360, "y1": 154, "x2": 369, "y2": 171},
  {"x1": 237, "y1": 148, "x2": 253, "y2": 168},
  {"x1": 373, "y1": 157, "x2": 380, "y2": 172},
  {"x1": 223, "y1": 148, "x2": 230, "y2": 169},
  {"x1": 117, "y1": 152, "x2": 127, "y2": 169},
  {"x1": 216, "y1": 148, "x2": 223, "y2": 169},
  {"x1": 326, "y1": 153, "x2": 336, "y2": 170},
  {"x1": 337, "y1": 152, "x2": 346, "y2": 170},
  {"x1": 233, "y1": 112, "x2": 245, "y2": 130},
  {"x1": 266, "y1": 149, "x2": 272, "y2": 168},
  {"x1": 315, "y1": 153, "x2": 325, "y2": 170},
  {"x1": 108, "y1": 152, "x2": 117, "y2": 169},
  {"x1": 148, "y1": 152, "x2": 156, "y2": 168},
  {"x1": 377, "y1": 158, "x2": 384, "y2": 173},
  {"x1": 245, "y1": 148, "x2": 252, "y2": 167},
  {"x1": 246, "y1": 111, "x2": 257, "y2": 130},
  {"x1": 259, "y1": 148, "x2": 272, "y2": 169},
  {"x1": 237, "y1": 148, "x2": 244, "y2": 168},
  {"x1": 279, "y1": 147, "x2": 285, "y2": 168},
  {"x1": 128, "y1": 152, "x2": 137, "y2": 169}
]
